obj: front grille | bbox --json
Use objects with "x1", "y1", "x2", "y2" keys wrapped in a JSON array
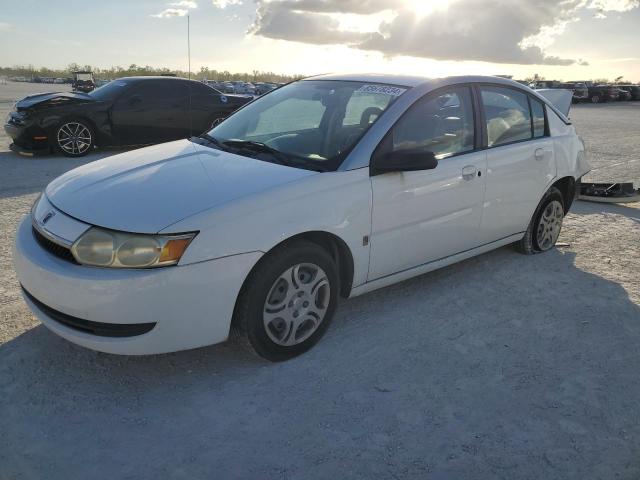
[
  {"x1": 32, "y1": 227, "x2": 78, "y2": 264},
  {"x1": 22, "y1": 287, "x2": 156, "y2": 337}
]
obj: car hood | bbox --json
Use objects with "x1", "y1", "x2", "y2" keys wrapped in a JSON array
[
  {"x1": 45, "y1": 140, "x2": 318, "y2": 233},
  {"x1": 16, "y1": 92, "x2": 95, "y2": 111}
]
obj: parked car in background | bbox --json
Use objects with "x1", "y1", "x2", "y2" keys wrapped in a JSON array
[
  {"x1": 618, "y1": 85, "x2": 640, "y2": 100},
  {"x1": 14, "y1": 74, "x2": 590, "y2": 360},
  {"x1": 72, "y1": 71, "x2": 96, "y2": 93},
  {"x1": 558, "y1": 82, "x2": 589, "y2": 103},
  {"x1": 255, "y1": 82, "x2": 278, "y2": 95},
  {"x1": 614, "y1": 87, "x2": 632, "y2": 101},
  {"x1": 586, "y1": 84, "x2": 617, "y2": 103},
  {"x1": 5, "y1": 76, "x2": 252, "y2": 157}
]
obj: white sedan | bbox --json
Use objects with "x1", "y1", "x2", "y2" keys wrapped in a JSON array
[{"x1": 14, "y1": 74, "x2": 590, "y2": 361}]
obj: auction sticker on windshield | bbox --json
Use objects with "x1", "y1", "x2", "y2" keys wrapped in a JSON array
[{"x1": 355, "y1": 85, "x2": 407, "y2": 96}]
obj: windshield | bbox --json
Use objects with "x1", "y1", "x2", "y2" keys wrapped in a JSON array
[
  {"x1": 88, "y1": 80, "x2": 128, "y2": 100},
  {"x1": 206, "y1": 80, "x2": 407, "y2": 171}
]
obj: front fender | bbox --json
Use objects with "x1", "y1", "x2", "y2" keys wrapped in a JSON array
[{"x1": 163, "y1": 168, "x2": 373, "y2": 289}]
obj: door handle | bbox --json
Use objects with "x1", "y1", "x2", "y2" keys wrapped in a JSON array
[
  {"x1": 534, "y1": 148, "x2": 546, "y2": 161},
  {"x1": 462, "y1": 165, "x2": 477, "y2": 180}
]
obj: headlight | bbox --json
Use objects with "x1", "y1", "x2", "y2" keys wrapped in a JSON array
[
  {"x1": 9, "y1": 109, "x2": 27, "y2": 125},
  {"x1": 71, "y1": 227, "x2": 196, "y2": 268}
]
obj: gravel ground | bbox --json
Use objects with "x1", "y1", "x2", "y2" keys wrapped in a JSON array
[{"x1": 0, "y1": 82, "x2": 639, "y2": 479}]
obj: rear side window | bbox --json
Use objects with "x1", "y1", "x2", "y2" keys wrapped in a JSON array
[
  {"x1": 480, "y1": 87, "x2": 532, "y2": 147},
  {"x1": 389, "y1": 86, "x2": 475, "y2": 158},
  {"x1": 530, "y1": 98, "x2": 546, "y2": 138}
]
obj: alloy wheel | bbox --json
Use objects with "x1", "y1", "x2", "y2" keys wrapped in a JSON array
[
  {"x1": 57, "y1": 122, "x2": 92, "y2": 155},
  {"x1": 536, "y1": 200, "x2": 563, "y2": 251},
  {"x1": 263, "y1": 263, "x2": 331, "y2": 346}
]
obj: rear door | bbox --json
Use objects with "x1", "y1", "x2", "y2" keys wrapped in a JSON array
[
  {"x1": 111, "y1": 80, "x2": 190, "y2": 145},
  {"x1": 477, "y1": 85, "x2": 555, "y2": 243}
]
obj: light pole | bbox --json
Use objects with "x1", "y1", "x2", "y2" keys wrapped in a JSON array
[{"x1": 187, "y1": 14, "x2": 191, "y2": 80}]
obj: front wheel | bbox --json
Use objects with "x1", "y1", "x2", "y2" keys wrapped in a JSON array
[
  {"x1": 232, "y1": 241, "x2": 339, "y2": 361},
  {"x1": 55, "y1": 120, "x2": 95, "y2": 157},
  {"x1": 515, "y1": 187, "x2": 565, "y2": 255},
  {"x1": 590, "y1": 95, "x2": 600, "y2": 104}
]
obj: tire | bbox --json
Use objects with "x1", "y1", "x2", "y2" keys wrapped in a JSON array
[
  {"x1": 514, "y1": 187, "x2": 565, "y2": 255},
  {"x1": 232, "y1": 241, "x2": 339, "y2": 361},
  {"x1": 591, "y1": 95, "x2": 600, "y2": 104},
  {"x1": 55, "y1": 119, "x2": 95, "y2": 157}
]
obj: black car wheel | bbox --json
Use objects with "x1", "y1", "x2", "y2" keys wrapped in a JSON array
[
  {"x1": 590, "y1": 95, "x2": 600, "y2": 104},
  {"x1": 232, "y1": 241, "x2": 339, "y2": 361},
  {"x1": 55, "y1": 120, "x2": 94, "y2": 157}
]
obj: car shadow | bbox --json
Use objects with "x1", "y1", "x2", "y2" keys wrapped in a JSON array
[
  {"x1": 572, "y1": 198, "x2": 640, "y2": 223},
  {"x1": 1, "y1": 233, "x2": 640, "y2": 478}
]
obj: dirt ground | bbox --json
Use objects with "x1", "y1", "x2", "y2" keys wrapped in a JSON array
[{"x1": 1, "y1": 81, "x2": 639, "y2": 480}]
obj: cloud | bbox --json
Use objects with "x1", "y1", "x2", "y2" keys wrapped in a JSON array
[
  {"x1": 151, "y1": 8, "x2": 189, "y2": 17},
  {"x1": 152, "y1": 1, "x2": 197, "y2": 18},
  {"x1": 212, "y1": 0, "x2": 242, "y2": 8},
  {"x1": 170, "y1": 0, "x2": 198, "y2": 7},
  {"x1": 0, "y1": 21, "x2": 12, "y2": 31},
  {"x1": 249, "y1": 5, "x2": 368, "y2": 44},
  {"x1": 249, "y1": 0, "x2": 640, "y2": 65},
  {"x1": 588, "y1": 0, "x2": 639, "y2": 17}
]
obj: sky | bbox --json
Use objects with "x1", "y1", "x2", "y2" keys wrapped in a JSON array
[{"x1": 1, "y1": 0, "x2": 639, "y2": 81}]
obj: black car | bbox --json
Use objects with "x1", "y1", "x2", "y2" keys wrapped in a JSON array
[
  {"x1": 615, "y1": 87, "x2": 632, "y2": 101},
  {"x1": 586, "y1": 84, "x2": 618, "y2": 103},
  {"x1": 5, "y1": 76, "x2": 252, "y2": 157},
  {"x1": 558, "y1": 82, "x2": 589, "y2": 103},
  {"x1": 618, "y1": 85, "x2": 640, "y2": 100}
]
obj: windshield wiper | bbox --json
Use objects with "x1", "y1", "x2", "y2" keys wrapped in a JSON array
[
  {"x1": 191, "y1": 133, "x2": 228, "y2": 151},
  {"x1": 222, "y1": 140, "x2": 325, "y2": 171},
  {"x1": 222, "y1": 140, "x2": 284, "y2": 157}
]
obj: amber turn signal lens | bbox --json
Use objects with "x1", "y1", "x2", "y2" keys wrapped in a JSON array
[{"x1": 160, "y1": 238, "x2": 193, "y2": 263}]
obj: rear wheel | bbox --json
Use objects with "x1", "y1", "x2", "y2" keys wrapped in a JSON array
[
  {"x1": 590, "y1": 95, "x2": 600, "y2": 104},
  {"x1": 232, "y1": 241, "x2": 339, "y2": 361},
  {"x1": 515, "y1": 187, "x2": 565, "y2": 255},
  {"x1": 55, "y1": 119, "x2": 94, "y2": 157}
]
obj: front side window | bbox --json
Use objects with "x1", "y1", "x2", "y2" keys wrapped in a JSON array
[
  {"x1": 481, "y1": 86, "x2": 532, "y2": 147},
  {"x1": 208, "y1": 80, "x2": 406, "y2": 171},
  {"x1": 388, "y1": 86, "x2": 475, "y2": 159}
]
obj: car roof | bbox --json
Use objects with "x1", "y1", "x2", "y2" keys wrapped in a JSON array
[
  {"x1": 305, "y1": 72, "x2": 535, "y2": 90},
  {"x1": 306, "y1": 72, "x2": 571, "y2": 124},
  {"x1": 116, "y1": 76, "x2": 196, "y2": 83}
]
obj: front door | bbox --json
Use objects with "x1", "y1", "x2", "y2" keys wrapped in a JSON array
[{"x1": 369, "y1": 86, "x2": 487, "y2": 280}]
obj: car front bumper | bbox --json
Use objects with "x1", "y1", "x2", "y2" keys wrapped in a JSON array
[
  {"x1": 5, "y1": 121, "x2": 51, "y2": 154},
  {"x1": 13, "y1": 214, "x2": 262, "y2": 355}
]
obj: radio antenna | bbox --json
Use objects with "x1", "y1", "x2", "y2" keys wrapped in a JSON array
[{"x1": 187, "y1": 14, "x2": 191, "y2": 79}]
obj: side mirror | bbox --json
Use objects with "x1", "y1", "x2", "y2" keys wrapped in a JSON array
[{"x1": 371, "y1": 149, "x2": 438, "y2": 176}]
